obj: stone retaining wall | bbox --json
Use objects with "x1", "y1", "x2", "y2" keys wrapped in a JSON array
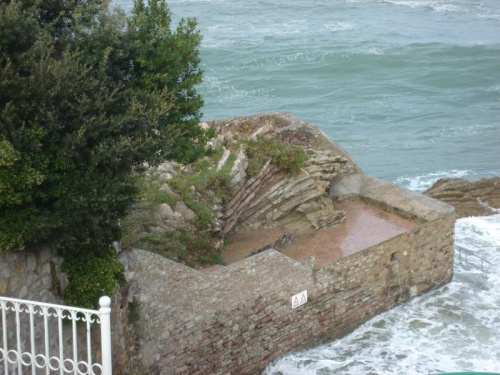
[
  {"x1": 0, "y1": 172, "x2": 456, "y2": 375},
  {"x1": 123, "y1": 202, "x2": 455, "y2": 374},
  {"x1": 0, "y1": 246, "x2": 142, "y2": 375}
]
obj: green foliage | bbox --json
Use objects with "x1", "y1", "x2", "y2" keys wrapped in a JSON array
[
  {"x1": 62, "y1": 245, "x2": 125, "y2": 309},
  {"x1": 128, "y1": 0, "x2": 213, "y2": 164},
  {"x1": 136, "y1": 173, "x2": 178, "y2": 207},
  {"x1": 128, "y1": 297, "x2": 142, "y2": 324},
  {"x1": 0, "y1": 0, "x2": 208, "y2": 307},
  {"x1": 132, "y1": 228, "x2": 224, "y2": 267},
  {"x1": 121, "y1": 149, "x2": 236, "y2": 268},
  {"x1": 169, "y1": 178, "x2": 213, "y2": 229},
  {"x1": 243, "y1": 136, "x2": 308, "y2": 177}
]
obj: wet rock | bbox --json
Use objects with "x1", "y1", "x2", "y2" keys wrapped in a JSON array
[
  {"x1": 245, "y1": 231, "x2": 296, "y2": 258},
  {"x1": 424, "y1": 177, "x2": 500, "y2": 218}
]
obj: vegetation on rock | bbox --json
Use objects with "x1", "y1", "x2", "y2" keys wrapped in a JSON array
[
  {"x1": 120, "y1": 133, "x2": 310, "y2": 268},
  {"x1": 243, "y1": 136, "x2": 307, "y2": 177},
  {"x1": 0, "y1": 0, "x2": 209, "y2": 307},
  {"x1": 121, "y1": 147, "x2": 235, "y2": 268}
]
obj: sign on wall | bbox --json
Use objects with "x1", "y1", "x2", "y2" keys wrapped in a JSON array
[{"x1": 291, "y1": 290, "x2": 307, "y2": 309}]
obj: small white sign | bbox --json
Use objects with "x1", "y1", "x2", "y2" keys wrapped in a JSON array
[{"x1": 291, "y1": 290, "x2": 307, "y2": 309}]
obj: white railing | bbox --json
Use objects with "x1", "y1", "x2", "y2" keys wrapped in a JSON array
[
  {"x1": 0, "y1": 296, "x2": 112, "y2": 375},
  {"x1": 456, "y1": 245, "x2": 494, "y2": 272}
]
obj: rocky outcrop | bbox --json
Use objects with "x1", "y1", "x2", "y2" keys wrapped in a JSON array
[
  {"x1": 424, "y1": 177, "x2": 500, "y2": 218},
  {"x1": 214, "y1": 112, "x2": 358, "y2": 235}
]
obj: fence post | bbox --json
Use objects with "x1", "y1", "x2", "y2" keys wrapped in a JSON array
[{"x1": 99, "y1": 296, "x2": 112, "y2": 375}]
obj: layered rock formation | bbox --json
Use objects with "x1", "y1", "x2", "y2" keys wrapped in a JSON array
[
  {"x1": 424, "y1": 177, "x2": 500, "y2": 218},
  {"x1": 123, "y1": 112, "x2": 363, "y2": 263},
  {"x1": 213, "y1": 113, "x2": 358, "y2": 235}
]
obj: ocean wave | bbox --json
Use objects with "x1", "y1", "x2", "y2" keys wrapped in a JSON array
[
  {"x1": 324, "y1": 22, "x2": 354, "y2": 32},
  {"x1": 395, "y1": 170, "x2": 471, "y2": 191},
  {"x1": 477, "y1": 13, "x2": 500, "y2": 20},
  {"x1": 201, "y1": 75, "x2": 273, "y2": 106},
  {"x1": 265, "y1": 213, "x2": 500, "y2": 374},
  {"x1": 381, "y1": 0, "x2": 464, "y2": 13}
]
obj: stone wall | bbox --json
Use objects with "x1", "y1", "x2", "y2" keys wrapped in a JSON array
[
  {"x1": 0, "y1": 246, "x2": 142, "y2": 375},
  {"x1": 122, "y1": 195, "x2": 455, "y2": 374},
  {"x1": 0, "y1": 192, "x2": 455, "y2": 375}
]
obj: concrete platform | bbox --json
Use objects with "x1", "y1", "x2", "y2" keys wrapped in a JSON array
[{"x1": 222, "y1": 200, "x2": 417, "y2": 267}]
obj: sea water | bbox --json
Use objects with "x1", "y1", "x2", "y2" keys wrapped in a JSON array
[
  {"x1": 117, "y1": 0, "x2": 500, "y2": 184},
  {"x1": 114, "y1": 0, "x2": 500, "y2": 372},
  {"x1": 264, "y1": 213, "x2": 500, "y2": 374}
]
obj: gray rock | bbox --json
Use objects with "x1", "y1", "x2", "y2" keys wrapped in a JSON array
[
  {"x1": 158, "y1": 204, "x2": 175, "y2": 220},
  {"x1": 217, "y1": 148, "x2": 231, "y2": 171},
  {"x1": 156, "y1": 161, "x2": 179, "y2": 176},
  {"x1": 424, "y1": 177, "x2": 500, "y2": 218},
  {"x1": 175, "y1": 202, "x2": 197, "y2": 222},
  {"x1": 159, "y1": 183, "x2": 179, "y2": 198},
  {"x1": 230, "y1": 148, "x2": 248, "y2": 188}
]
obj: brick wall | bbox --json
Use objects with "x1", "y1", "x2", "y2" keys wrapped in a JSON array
[{"x1": 123, "y1": 212, "x2": 454, "y2": 374}]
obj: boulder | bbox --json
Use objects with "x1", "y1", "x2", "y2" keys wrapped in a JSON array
[
  {"x1": 175, "y1": 201, "x2": 197, "y2": 222},
  {"x1": 213, "y1": 113, "x2": 355, "y2": 234},
  {"x1": 157, "y1": 203, "x2": 185, "y2": 228},
  {"x1": 159, "y1": 183, "x2": 179, "y2": 198},
  {"x1": 157, "y1": 203, "x2": 174, "y2": 220}
]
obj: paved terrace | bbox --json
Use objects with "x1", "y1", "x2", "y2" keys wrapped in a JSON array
[{"x1": 222, "y1": 200, "x2": 417, "y2": 267}]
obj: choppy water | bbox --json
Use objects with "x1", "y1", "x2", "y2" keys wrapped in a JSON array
[
  {"x1": 114, "y1": 0, "x2": 500, "y2": 372},
  {"x1": 117, "y1": 0, "x2": 500, "y2": 183},
  {"x1": 265, "y1": 213, "x2": 500, "y2": 374}
]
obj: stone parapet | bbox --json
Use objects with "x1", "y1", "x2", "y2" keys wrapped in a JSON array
[{"x1": 122, "y1": 209, "x2": 454, "y2": 374}]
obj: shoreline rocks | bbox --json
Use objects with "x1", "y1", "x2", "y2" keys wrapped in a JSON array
[{"x1": 424, "y1": 177, "x2": 500, "y2": 218}]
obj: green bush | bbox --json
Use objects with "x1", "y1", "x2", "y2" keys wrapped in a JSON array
[
  {"x1": 134, "y1": 229, "x2": 224, "y2": 268},
  {"x1": 0, "y1": 0, "x2": 208, "y2": 308},
  {"x1": 243, "y1": 136, "x2": 308, "y2": 177},
  {"x1": 62, "y1": 246, "x2": 125, "y2": 309}
]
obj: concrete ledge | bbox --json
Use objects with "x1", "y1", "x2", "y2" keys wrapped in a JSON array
[{"x1": 330, "y1": 173, "x2": 455, "y2": 221}]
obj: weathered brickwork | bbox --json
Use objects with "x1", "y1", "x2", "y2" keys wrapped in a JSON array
[{"x1": 122, "y1": 211, "x2": 454, "y2": 375}]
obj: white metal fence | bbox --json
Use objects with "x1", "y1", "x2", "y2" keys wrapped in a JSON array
[{"x1": 0, "y1": 296, "x2": 112, "y2": 375}]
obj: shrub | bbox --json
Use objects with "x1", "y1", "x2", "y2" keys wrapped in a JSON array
[
  {"x1": 243, "y1": 136, "x2": 308, "y2": 177},
  {"x1": 0, "y1": 0, "x2": 208, "y2": 307}
]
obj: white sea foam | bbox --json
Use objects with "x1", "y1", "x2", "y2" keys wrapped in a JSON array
[
  {"x1": 488, "y1": 84, "x2": 500, "y2": 93},
  {"x1": 324, "y1": 22, "x2": 354, "y2": 32},
  {"x1": 265, "y1": 213, "x2": 500, "y2": 374},
  {"x1": 447, "y1": 123, "x2": 495, "y2": 137},
  {"x1": 366, "y1": 46, "x2": 385, "y2": 55},
  {"x1": 382, "y1": 0, "x2": 463, "y2": 13},
  {"x1": 201, "y1": 76, "x2": 273, "y2": 106},
  {"x1": 477, "y1": 13, "x2": 500, "y2": 20},
  {"x1": 395, "y1": 169, "x2": 471, "y2": 191}
]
